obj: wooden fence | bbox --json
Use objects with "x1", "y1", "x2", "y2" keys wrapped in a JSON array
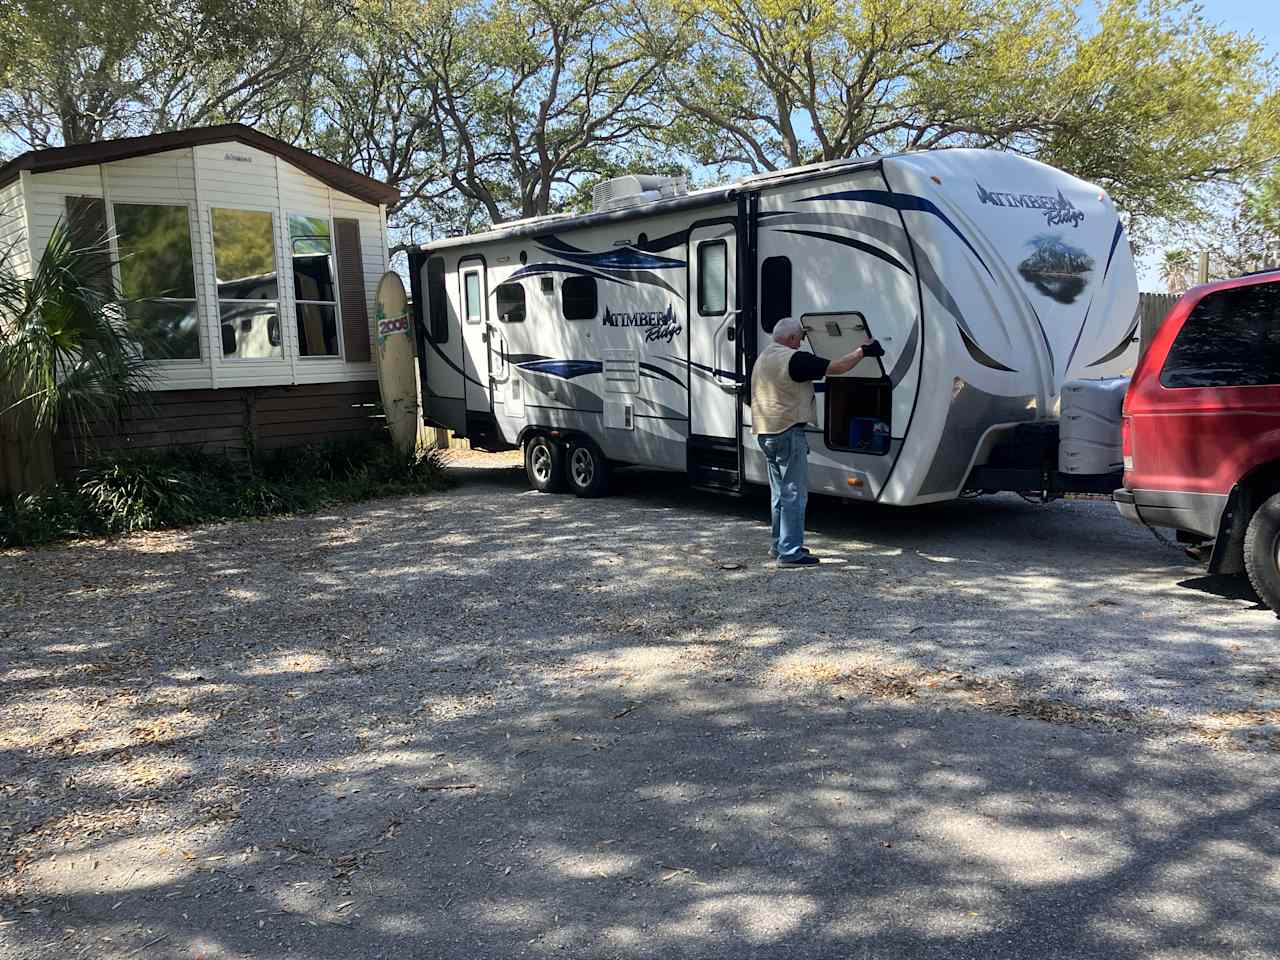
[{"x1": 1137, "y1": 292, "x2": 1180, "y2": 357}]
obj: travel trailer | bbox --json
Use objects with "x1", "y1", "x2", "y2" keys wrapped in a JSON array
[{"x1": 408, "y1": 149, "x2": 1139, "y2": 503}]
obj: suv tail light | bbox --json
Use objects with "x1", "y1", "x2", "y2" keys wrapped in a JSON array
[{"x1": 1121, "y1": 415, "x2": 1133, "y2": 478}]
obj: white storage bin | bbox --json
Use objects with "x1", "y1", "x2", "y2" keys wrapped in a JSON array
[{"x1": 1059, "y1": 378, "x2": 1128, "y2": 474}]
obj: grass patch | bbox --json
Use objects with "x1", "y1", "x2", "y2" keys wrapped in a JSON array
[{"x1": 1, "y1": 437, "x2": 450, "y2": 548}]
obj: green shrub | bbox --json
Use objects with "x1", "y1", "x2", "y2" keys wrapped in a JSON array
[
  {"x1": 0, "y1": 487, "x2": 102, "y2": 547},
  {"x1": 77, "y1": 455, "x2": 207, "y2": 533},
  {"x1": 1, "y1": 436, "x2": 451, "y2": 548}
]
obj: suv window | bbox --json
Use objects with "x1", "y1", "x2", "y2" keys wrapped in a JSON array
[{"x1": 1160, "y1": 283, "x2": 1280, "y2": 388}]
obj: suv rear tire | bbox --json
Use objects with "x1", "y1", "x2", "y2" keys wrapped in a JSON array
[
  {"x1": 1243, "y1": 491, "x2": 1280, "y2": 612},
  {"x1": 524, "y1": 434, "x2": 566, "y2": 493}
]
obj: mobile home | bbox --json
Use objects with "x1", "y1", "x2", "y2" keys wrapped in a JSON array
[
  {"x1": 0, "y1": 124, "x2": 398, "y2": 489},
  {"x1": 409, "y1": 149, "x2": 1139, "y2": 503}
]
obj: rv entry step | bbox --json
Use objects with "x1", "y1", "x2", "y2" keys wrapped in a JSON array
[{"x1": 687, "y1": 435, "x2": 742, "y2": 494}]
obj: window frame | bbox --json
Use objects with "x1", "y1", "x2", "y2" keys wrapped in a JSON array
[
  {"x1": 211, "y1": 206, "x2": 284, "y2": 362},
  {"x1": 287, "y1": 212, "x2": 343, "y2": 360},
  {"x1": 697, "y1": 239, "x2": 728, "y2": 317},
  {"x1": 561, "y1": 274, "x2": 598, "y2": 321},
  {"x1": 495, "y1": 280, "x2": 527, "y2": 323},
  {"x1": 1159, "y1": 284, "x2": 1277, "y2": 389},
  {"x1": 107, "y1": 199, "x2": 203, "y2": 362},
  {"x1": 462, "y1": 268, "x2": 485, "y2": 325}
]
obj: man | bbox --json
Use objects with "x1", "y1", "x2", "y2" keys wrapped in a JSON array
[{"x1": 750, "y1": 317, "x2": 884, "y2": 566}]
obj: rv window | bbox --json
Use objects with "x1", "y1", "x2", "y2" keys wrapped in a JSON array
[
  {"x1": 212, "y1": 207, "x2": 281, "y2": 359},
  {"x1": 760, "y1": 256, "x2": 792, "y2": 333},
  {"x1": 1160, "y1": 284, "x2": 1280, "y2": 388},
  {"x1": 496, "y1": 282, "x2": 526, "y2": 323},
  {"x1": 426, "y1": 257, "x2": 448, "y2": 342},
  {"x1": 698, "y1": 240, "x2": 727, "y2": 316},
  {"x1": 112, "y1": 202, "x2": 200, "y2": 360},
  {"x1": 464, "y1": 271, "x2": 483, "y2": 324},
  {"x1": 562, "y1": 276, "x2": 597, "y2": 320}
]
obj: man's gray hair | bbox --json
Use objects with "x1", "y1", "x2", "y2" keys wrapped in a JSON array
[{"x1": 772, "y1": 317, "x2": 803, "y2": 342}]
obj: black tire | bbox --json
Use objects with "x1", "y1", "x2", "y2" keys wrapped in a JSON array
[
  {"x1": 1243, "y1": 491, "x2": 1280, "y2": 613},
  {"x1": 524, "y1": 434, "x2": 566, "y2": 493},
  {"x1": 565, "y1": 439, "x2": 610, "y2": 498}
]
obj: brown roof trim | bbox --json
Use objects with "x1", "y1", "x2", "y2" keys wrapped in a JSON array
[{"x1": 0, "y1": 124, "x2": 399, "y2": 206}]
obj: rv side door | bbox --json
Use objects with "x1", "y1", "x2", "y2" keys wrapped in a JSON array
[
  {"x1": 458, "y1": 258, "x2": 492, "y2": 411},
  {"x1": 687, "y1": 224, "x2": 739, "y2": 441}
]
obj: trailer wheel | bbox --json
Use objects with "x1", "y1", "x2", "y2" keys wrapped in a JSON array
[
  {"x1": 1243, "y1": 491, "x2": 1280, "y2": 614},
  {"x1": 524, "y1": 434, "x2": 566, "y2": 493},
  {"x1": 566, "y1": 439, "x2": 610, "y2": 498}
]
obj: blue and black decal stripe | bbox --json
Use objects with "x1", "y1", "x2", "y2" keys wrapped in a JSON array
[
  {"x1": 535, "y1": 242, "x2": 684, "y2": 271},
  {"x1": 800, "y1": 189, "x2": 994, "y2": 279},
  {"x1": 509, "y1": 262, "x2": 632, "y2": 286},
  {"x1": 773, "y1": 228, "x2": 911, "y2": 274}
]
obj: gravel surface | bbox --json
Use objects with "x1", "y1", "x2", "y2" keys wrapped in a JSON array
[{"x1": 1, "y1": 454, "x2": 1277, "y2": 959}]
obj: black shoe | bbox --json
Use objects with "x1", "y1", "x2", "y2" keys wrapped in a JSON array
[
  {"x1": 768, "y1": 546, "x2": 810, "y2": 560},
  {"x1": 777, "y1": 552, "x2": 819, "y2": 567}
]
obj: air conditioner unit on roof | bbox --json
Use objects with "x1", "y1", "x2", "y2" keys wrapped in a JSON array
[{"x1": 592, "y1": 175, "x2": 688, "y2": 213}]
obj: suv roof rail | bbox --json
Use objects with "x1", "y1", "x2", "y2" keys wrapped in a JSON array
[{"x1": 1238, "y1": 266, "x2": 1280, "y2": 278}]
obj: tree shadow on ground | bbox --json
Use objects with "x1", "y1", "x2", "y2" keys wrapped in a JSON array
[{"x1": 1, "y1": 463, "x2": 1277, "y2": 959}]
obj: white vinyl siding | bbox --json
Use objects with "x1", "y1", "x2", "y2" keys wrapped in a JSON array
[
  {"x1": 19, "y1": 142, "x2": 389, "y2": 391},
  {"x1": 0, "y1": 178, "x2": 30, "y2": 280}
]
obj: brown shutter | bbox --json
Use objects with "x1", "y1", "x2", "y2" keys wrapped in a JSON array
[
  {"x1": 333, "y1": 217, "x2": 371, "y2": 362},
  {"x1": 63, "y1": 196, "x2": 113, "y2": 298}
]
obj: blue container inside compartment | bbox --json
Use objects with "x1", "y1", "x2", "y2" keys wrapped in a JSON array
[{"x1": 847, "y1": 417, "x2": 891, "y2": 455}]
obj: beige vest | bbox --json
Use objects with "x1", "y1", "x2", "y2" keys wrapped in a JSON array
[{"x1": 751, "y1": 340, "x2": 816, "y2": 435}]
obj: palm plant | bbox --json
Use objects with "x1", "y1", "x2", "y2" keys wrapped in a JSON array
[
  {"x1": 0, "y1": 218, "x2": 153, "y2": 477},
  {"x1": 1159, "y1": 249, "x2": 1196, "y2": 295}
]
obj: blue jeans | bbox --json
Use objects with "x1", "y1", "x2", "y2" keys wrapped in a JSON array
[{"x1": 757, "y1": 425, "x2": 809, "y2": 559}]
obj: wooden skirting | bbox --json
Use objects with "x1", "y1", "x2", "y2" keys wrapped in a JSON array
[{"x1": 55, "y1": 381, "x2": 384, "y2": 475}]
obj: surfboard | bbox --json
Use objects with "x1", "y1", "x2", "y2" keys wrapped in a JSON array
[{"x1": 373, "y1": 271, "x2": 419, "y2": 455}]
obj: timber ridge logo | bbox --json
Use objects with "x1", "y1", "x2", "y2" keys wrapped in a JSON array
[
  {"x1": 602, "y1": 304, "x2": 682, "y2": 344},
  {"x1": 975, "y1": 181, "x2": 1086, "y2": 228}
]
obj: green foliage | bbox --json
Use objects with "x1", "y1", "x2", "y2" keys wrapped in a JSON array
[
  {"x1": 0, "y1": 0, "x2": 341, "y2": 147},
  {"x1": 0, "y1": 218, "x2": 153, "y2": 451},
  {"x1": 0, "y1": 440, "x2": 452, "y2": 548},
  {"x1": 649, "y1": 0, "x2": 1280, "y2": 240}
]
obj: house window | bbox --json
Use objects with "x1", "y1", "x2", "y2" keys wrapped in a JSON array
[
  {"x1": 289, "y1": 214, "x2": 340, "y2": 357},
  {"x1": 212, "y1": 208, "x2": 281, "y2": 359},
  {"x1": 760, "y1": 256, "x2": 792, "y2": 333},
  {"x1": 112, "y1": 203, "x2": 200, "y2": 359},
  {"x1": 463, "y1": 270, "x2": 483, "y2": 324},
  {"x1": 426, "y1": 256, "x2": 447, "y2": 342},
  {"x1": 562, "y1": 275, "x2": 597, "y2": 320},
  {"x1": 697, "y1": 240, "x2": 727, "y2": 316},
  {"x1": 495, "y1": 281, "x2": 526, "y2": 322}
]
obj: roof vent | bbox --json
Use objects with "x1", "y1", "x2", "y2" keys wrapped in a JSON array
[{"x1": 592, "y1": 174, "x2": 687, "y2": 212}]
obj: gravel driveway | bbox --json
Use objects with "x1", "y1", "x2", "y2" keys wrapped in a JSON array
[{"x1": 2, "y1": 455, "x2": 1277, "y2": 959}]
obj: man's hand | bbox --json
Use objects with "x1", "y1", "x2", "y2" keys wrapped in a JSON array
[{"x1": 826, "y1": 337, "x2": 885, "y2": 376}]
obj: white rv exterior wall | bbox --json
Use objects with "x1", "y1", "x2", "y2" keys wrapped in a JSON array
[
  {"x1": 0, "y1": 177, "x2": 30, "y2": 279},
  {"x1": 20, "y1": 142, "x2": 388, "y2": 391}
]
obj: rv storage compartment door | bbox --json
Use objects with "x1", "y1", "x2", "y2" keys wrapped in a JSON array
[{"x1": 801, "y1": 311, "x2": 891, "y2": 454}]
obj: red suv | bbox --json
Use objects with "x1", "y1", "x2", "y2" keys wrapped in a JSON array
[{"x1": 1115, "y1": 269, "x2": 1280, "y2": 612}]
